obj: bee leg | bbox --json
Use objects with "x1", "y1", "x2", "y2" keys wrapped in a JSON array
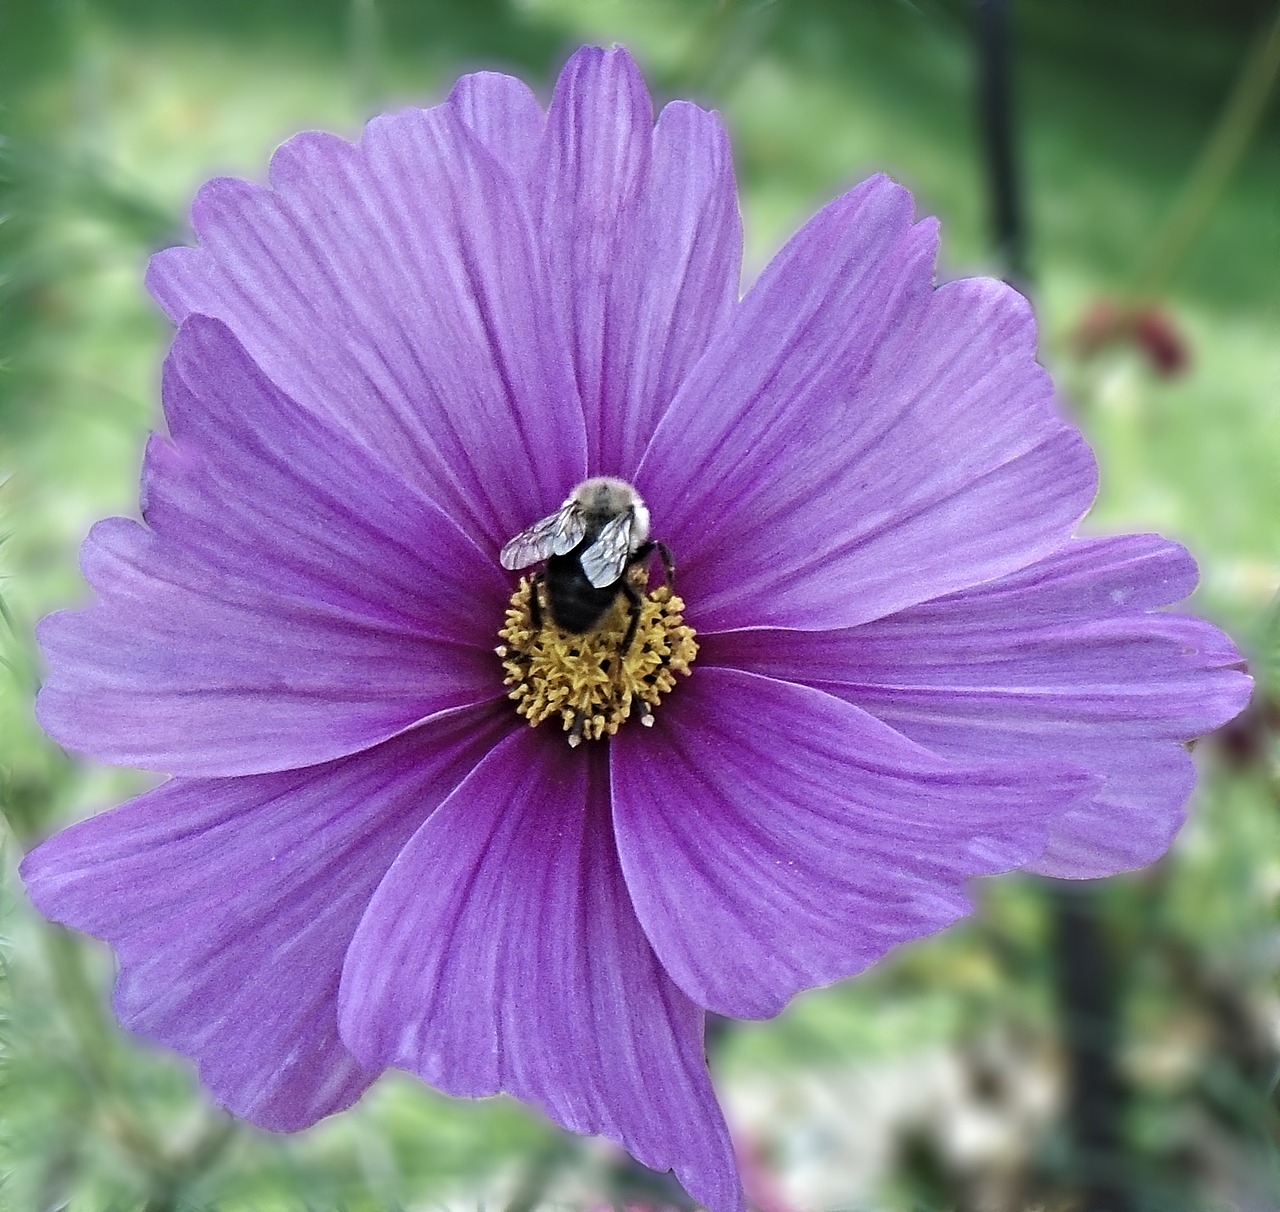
[
  {"x1": 655, "y1": 541, "x2": 675, "y2": 587},
  {"x1": 631, "y1": 540, "x2": 675, "y2": 588},
  {"x1": 528, "y1": 571, "x2": 546, "y2": 631},
  {"x1": 619, "y1": 579, "x2": 644, "y2": 657}
]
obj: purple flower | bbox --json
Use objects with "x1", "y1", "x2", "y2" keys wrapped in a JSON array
[{"x1": 22, "y1": 46, "x2": 1250, "y2": 1212}]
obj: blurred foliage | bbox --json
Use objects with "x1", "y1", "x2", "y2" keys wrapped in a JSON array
[{"x1": 2, "y1": 0, "x2": 1279, "y2": 1209}]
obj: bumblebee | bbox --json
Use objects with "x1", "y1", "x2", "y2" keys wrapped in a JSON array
[{"x1": 500, "y1": 477, "x2": 673, "y2": 652}]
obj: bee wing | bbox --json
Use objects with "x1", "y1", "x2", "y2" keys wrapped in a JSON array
[
  {"x1": 579, "y1": 511, "x2": 635, "y2": 588},
  {"x1": 499, "y1": 505, "x2": 586, "y2": 570}
]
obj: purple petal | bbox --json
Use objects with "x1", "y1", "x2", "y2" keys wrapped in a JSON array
[
  {"x1": 147, "y1": 98, "x2": 585, "y2": 548},
  {"x1": 1027, "y1": 741, "x2": 1197, "y2": 878},
  {"x1": 708, "y1": 536, "x2": 1253, "y2": 877},
  {"x1": 638, "y1": 175, "x2": 1097, "y2": 632},
  {"x1": 20, "y1": 706, "x2": 513, "y2": 1131},
  {"x1": 611, "y1": 667, "x2": 1093, "y2": 1020},
  {"x1": 535, "y1": 46, "x2": 743, "y2": 473},
  {"x1": 339, "y1": 730, "x2": 743, "y2": 1212},
  {"x1": 448, "y1": 70, "x2": 545, "y2": 180},
  {"x1": 37, "y1": 318, "x2": 504, "y2": 777}
]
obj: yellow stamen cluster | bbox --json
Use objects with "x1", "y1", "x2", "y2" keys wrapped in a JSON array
[{"x1": 497, "y1": 573, "x2": 697, "y2": 745}]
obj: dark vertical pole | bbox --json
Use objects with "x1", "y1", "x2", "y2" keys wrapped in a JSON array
[
  {"x1": 1051, "y1": 885, "x2": 1133, "y2": 1212},
  {"x1": 973, "y1": 5, "x2": 1131, "y2": 1210},
  {"x1": 974, "y1": 0, "x2": 1029, "y2": 291}
]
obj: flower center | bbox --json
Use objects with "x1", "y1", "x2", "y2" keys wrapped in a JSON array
[{"x1": 496, "y1": 567, "x2": 698, "y2": 746}]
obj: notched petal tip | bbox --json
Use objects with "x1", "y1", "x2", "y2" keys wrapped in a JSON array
[
  {"x1": 825, "y1": 171, "x2": 918, "y2": 240},
  {"x1": 933, "y1": 273, "x2": 1040, "y2": 360},
  {"x1": 1206, "y1": 668, "x2": 1255, "y2": 731},
  {"x1": 187, "y1": 174, "x2": 269, "y2": 241},
  {"x1": 145, "y1": 246, "x2": 202, "y2": 322},
  {"x1": 549, "y1": 43, "x2": 654, "y2": 134},
  {"x1": 445, "y1": 69, "x2": 547, "y2": 182},
  {"x1": 1103, "y1": 533, "x2": 1200, "y2": 607},
  {"x1": 267, "y1": 127, "x2": 361, "y2": 193},
  {"x1": 562, "y1": 42, "x2": 646, "y2": 76},
  {"x1": 164, "y1": 310, "x2": 244, "y2": 375}
]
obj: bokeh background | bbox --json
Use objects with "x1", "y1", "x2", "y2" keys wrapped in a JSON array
[{"x1": 2, "y1": 1, "x2": 1278, "y2": 1209}]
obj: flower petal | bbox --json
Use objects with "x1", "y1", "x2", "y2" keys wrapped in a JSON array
[
  {"x1": 20, "y1": 706, "x2": 513, "y2": 1131},
  {"x1": 638, "y1": 175, "x2": 1097, "y2": 632},
  {"x1": 37, "y1": 317, "x2": 504, "y2": 777},
  {"x1": 339, "y1": 730, "x2": 742, "y2": 1212},
  {"x1": 1027, "y1": 741, "x2": 1197, "y2": 878},
  {"x1": 611, "y1": 668, "x2": 1093, "y2": 1020},
  {"x1": 708, "y1": 536, "x2": 1253, "y2": 877},
  {"x1": 535, "y1": 46, "x2": 743, "y2": 473},
  {"x1": 147, "y1": 97, "x2": 586, "y2": 548},
  {"x1": 448, "y1": 69, "x2": 546, "y2": 180}
]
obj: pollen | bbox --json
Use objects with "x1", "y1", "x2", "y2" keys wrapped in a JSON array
[{"x1": 497, "y1": 572, "x2": 698, "y2": 746}]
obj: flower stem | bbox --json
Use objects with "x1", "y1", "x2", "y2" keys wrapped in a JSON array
[
  {"x1": 974, "y1": 0, "x2": 1029, "y2": 292},
  {"x1": 1133, "y1": 4, "x2": 1280, "y2": 300},
  {"x1": 1050, "y1": 883, "x2": 1134, "y2": 1212},
  {"x1": 974, "y1": 5, "x2": 1135, "y2": 1206}
]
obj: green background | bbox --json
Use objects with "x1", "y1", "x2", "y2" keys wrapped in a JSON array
[{"x1": 2, "y1": 1, "x2": 1277, "y2": 1209}]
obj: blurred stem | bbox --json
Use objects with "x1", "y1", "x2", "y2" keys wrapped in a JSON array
[
  {"x1": 1050, "y1": 883, "x2": 1133, "y2": 1212},
  {"x1": 974, "y1": 4, "x2": 1135, "y2": 1206},
  {"x1": 1133, "y1": 3, "x2": 1280, "y2": 299},
  {"x1": 678, "y1": 0, "x2": 777, "y2": 99},
  {"x1": 974, "y1": 0, "x2": 1028, "y2": 292},
  {"x1": 41, "y1": 924, "x2": 178, "y2": 1178},
  {"x1": 135, "y1": 1118, "x2": 237, "y2": 1212},
  {"x1": 0, "y1": 582, "x2": 41, "y2": 701},
  {"x1": 41, "y1": 921, "x2": 119, "y2": 1088},
  {"x1": 49, "y1": 913, "x2": 238, "y2": 1197}
]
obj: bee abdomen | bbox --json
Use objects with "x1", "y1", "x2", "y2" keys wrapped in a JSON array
[{"x1": 543, "y1": 555, "x2": 617, "y2": 634}]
